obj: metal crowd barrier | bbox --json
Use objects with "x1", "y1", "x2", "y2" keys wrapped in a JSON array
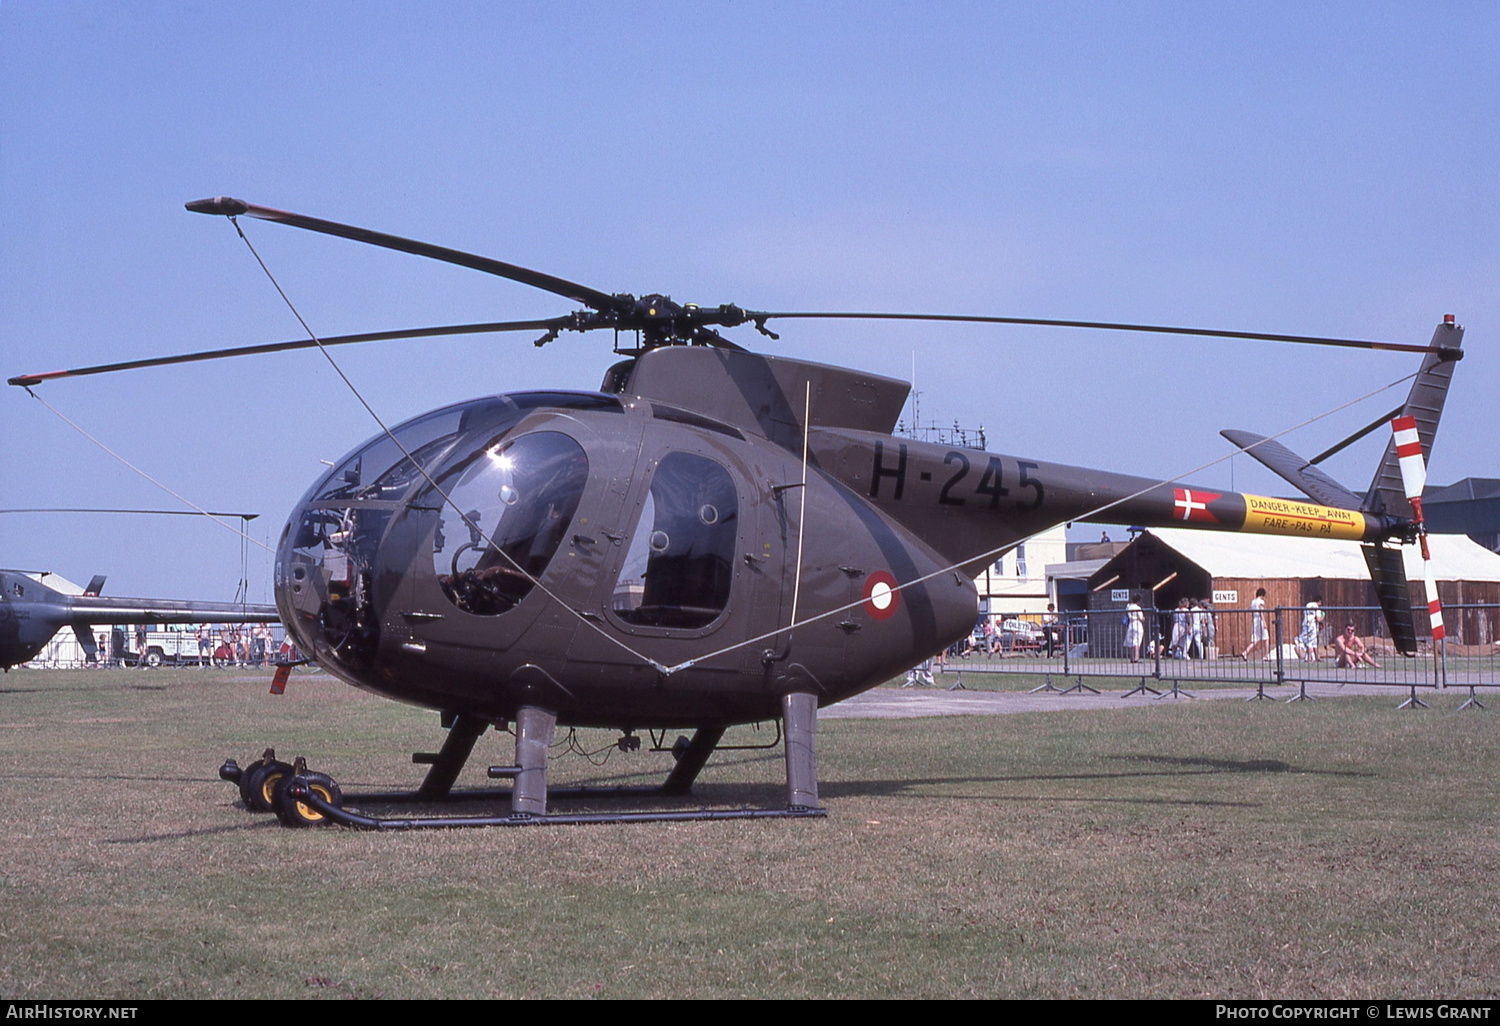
[{"x1": 946, "y1": 605, "x2": 1499, "y2": 707}]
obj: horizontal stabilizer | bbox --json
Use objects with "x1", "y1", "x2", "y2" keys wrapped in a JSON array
[
  {"x1": 1220, "y1": 430, "x2": 1362, "y2": 509},
  {"x1": 1362, "y1": 543, "x2": 1418, "y2": 656},
  {"x1": 71, "y1": 624, "x2": 100, "y2": 660}
]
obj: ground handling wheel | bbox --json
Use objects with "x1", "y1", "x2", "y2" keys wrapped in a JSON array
[
  {"x1": 238, "y1": 749, "x2": 293, "y2": 813},
  {"x1": 272, "y1": 763, "x2": 344, "y2": 828}
]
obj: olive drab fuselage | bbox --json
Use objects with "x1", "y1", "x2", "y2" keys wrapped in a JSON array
[
  {"x1": 276, "y1": 345, "x2": 1407, "y2": 730},
  {"x1": 274, "y1": 376, "x2": 980, "y2": 728}
]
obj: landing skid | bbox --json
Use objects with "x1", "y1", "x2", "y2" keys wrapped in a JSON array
[
  {"x1": 283, "y1": 788, "x2": 826, "y2": 829},
  {"x1": 220, "y1": 693, "x2": 827, "y2": 829}
]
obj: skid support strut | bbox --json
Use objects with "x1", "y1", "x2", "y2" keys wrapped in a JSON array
[
  {"x1": 661, "y1": 727, "x2": 726, "y2": 796},
  {"x1": 511, "y1": 705, "x2": 556, "y2": 816},
  {"x1": 782, "y1": 691, "x2": 823, "y2": 811},
  {"x1": 414, "y1": 714, "x2": 488, "y2": 799}
]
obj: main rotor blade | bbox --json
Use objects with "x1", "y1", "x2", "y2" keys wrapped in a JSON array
[
  {"x1": 185, "y1": 197, "x2": 619, "y2": 310},
  {"x1": 8, "y1": 318, "x2": 570, "y2": 387},
  {"x1": 0, "y1": 508, "x2": 259, "y2": 519},
  {"x1": 750, "y1": 311, "x2": 1451, "y2": 357}
]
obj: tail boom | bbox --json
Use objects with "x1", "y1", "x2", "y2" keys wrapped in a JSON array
[{"x1": 1095, "y1": 486, "x2": 1403, "y2": 543}]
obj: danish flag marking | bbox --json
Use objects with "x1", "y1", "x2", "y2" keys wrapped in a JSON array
[{"x1": 1173, "y1": 488, "x2": 1220, "y2": 523}]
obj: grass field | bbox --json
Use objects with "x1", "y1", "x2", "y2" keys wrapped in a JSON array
[{"x1": 1, "y1": 666, "x2": 1496, "y2": 999}]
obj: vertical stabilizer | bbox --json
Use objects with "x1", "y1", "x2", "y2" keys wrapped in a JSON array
[
  {"x1": 1359, "y1": 317, "x2": 1464, "y2": 656},
  {"x1": 1363, "y1": 318, "x2": 1464, "y2": 518}
]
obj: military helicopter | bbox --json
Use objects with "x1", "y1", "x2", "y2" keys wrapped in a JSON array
[
  {"x1": 0, "y1": 567, "x2": 277, "y2": 670},
  {"x1": 8, "y1": 198, "x2": 1465, "y2": 828},
  {"x1": 1, "y1": 509, "x2": 279, "y2": 670}
]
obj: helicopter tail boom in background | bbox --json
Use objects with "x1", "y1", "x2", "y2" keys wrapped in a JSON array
[{"x1": 0, "y1": 568, "x2": 278, "y2": 670}]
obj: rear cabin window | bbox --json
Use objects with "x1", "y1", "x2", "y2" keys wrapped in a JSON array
[{"x1": 612, "y1": 453, "x2": 737, "y2": 629}]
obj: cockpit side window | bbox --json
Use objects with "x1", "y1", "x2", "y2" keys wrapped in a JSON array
[
  {"x1": 612, "y1": 453, "x2": 737, "y2": 630},
  {"x1": 429, "y1": 431, "x2": 589, "y2": 616}
]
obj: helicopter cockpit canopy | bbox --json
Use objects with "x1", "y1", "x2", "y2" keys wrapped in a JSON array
[{"x1": 282, "y1": 393, "x2": 620, "y2": 664}]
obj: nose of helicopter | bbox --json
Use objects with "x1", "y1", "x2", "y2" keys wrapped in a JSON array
[{"x1": 276, "y1": 500, "x2": 395, "y2": 676}]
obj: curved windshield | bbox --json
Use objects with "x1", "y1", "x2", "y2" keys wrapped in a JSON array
[
  {"x1": 304, "y1": 392, "x2": 619, "y2": 505},
  {"x1": 308, "y1": 398, "x2": 520, "y2": 504},
  {"x1": 428, "y1": 431, "x2": 589, "y2": 616}
]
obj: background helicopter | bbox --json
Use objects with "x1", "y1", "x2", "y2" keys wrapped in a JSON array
[
  {"x1": 0, "y1": 509, "x2": 279, "y2": 670},
  {"x1": 0, "y1": 568, "x2": 277, "y2": 671},
  {"x1": 8, "y1": 198, "x2": 1464, "y2": 828}
]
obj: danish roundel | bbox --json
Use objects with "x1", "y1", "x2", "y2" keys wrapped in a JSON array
[{"x1": 862, "y1": 571, "x2": 900, "y2": 621}]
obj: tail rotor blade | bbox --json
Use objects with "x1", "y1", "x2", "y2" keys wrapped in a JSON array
[
  {"x1": 1423, "y1": 560, "x2": 1446, "y2": 642},
  {"x1": 1390, "y1": 414, "x2": 1446, "y2": 645},
  {"x1": 1391, "y1": 414, "x2": 1428, "y2": 506}
]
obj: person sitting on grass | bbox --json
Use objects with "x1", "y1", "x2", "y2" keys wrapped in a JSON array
[{"x1": 1334, "y1": 623, "x2": 1381, "y2": 669}]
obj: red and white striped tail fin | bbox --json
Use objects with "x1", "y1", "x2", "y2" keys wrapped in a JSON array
[{"x1": 1391, "y1": 414, "x2": 1445, "y2": 641}]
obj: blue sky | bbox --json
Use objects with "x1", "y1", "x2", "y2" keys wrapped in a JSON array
[{"x1": 3, "y1": 1, "x2": 1496, "y2": 601}]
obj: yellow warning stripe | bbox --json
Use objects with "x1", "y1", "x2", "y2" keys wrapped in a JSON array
[{"x1": 1242, "y1": 494, "x2": 1367, "y2": 540}]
